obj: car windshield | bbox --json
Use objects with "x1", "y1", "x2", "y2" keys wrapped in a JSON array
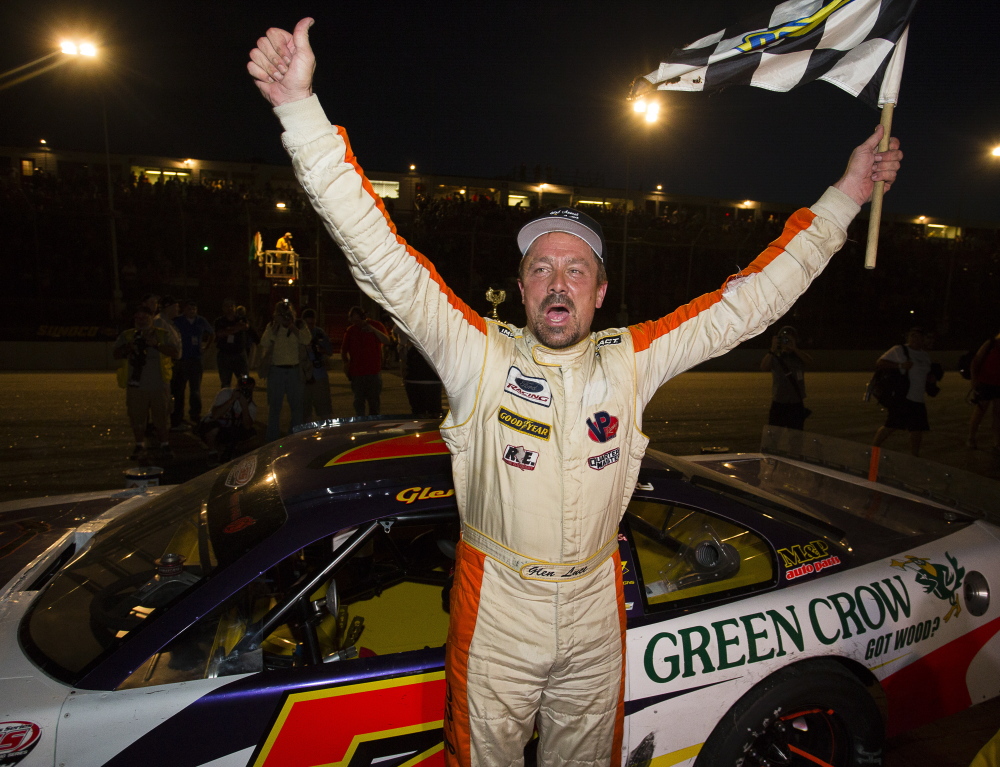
[{"x1": 21, "y1": 449, "x2": 286, "y2": 685}]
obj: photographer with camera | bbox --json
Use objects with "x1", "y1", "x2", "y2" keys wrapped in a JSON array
[
  {"x1": 257, "y1": 300, "x2": 310, "y2": 441},
  {"x1": 198, "y1": 375, "x2": 258, "y2": 463},
  {"x1": 214, "y1": 298, "x2": 257, "y2": 388},
  {"x1": 113, "y1": 305, "x2": 180, "y2": 460},
  {"x1": 760, "y1": 325, "x2": 811, "y2": 431}
]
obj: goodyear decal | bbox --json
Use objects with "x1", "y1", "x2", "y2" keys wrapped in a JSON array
[
  {"x1": 497, "y1": 407, "x2": 551, "y2": 441},
  {"x1": 396, "y1": 486, "x2": 456, "y2": 504},
  {"x1": 325, "y1": 432, "x2": 449, "y2": 467},
  {"x1": 0, "y1": 721, "x2": 42, "y2": 767},
  {"x1": 643, "y1": 575, "x2": 915, "y2": 684},
  {"x1": 252, "y1": 672, "x2": 446, "y2": 767},
  {"x1": 734, "y1": 0, "x2": 854, "y2": 53},
  {"x1": 892, "y1": 553, "x2": 966, "y2": 622}
]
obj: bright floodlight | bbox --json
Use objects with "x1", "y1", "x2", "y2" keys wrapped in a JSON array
[
  {"x1": 992, "y1": 146, "x2": 1000, "y2": 158},
  {"x1": 633, "y1": 99, "x2": 647, "y2": 114},
  {"x1": 61, "y1": 41, "x2": 97, "y2": 56},
  {"x1": 644, "y1": 100, "x2": 661, "y2": 123}
]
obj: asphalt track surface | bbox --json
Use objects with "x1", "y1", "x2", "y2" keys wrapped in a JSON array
[{"x1": 2, "y1": 368, "x2": 999, "y2": 765}]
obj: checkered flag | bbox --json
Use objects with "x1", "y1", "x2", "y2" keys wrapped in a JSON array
[{"x1": 636, "y1": 0, "x2": 917, "y2": 109}]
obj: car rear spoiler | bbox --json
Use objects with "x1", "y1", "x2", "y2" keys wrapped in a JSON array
[{"x1": 760, "y1": 426, "x2": 999, "y2": 521}]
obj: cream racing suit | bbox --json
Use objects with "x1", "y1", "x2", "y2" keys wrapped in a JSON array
[{"x1": 274, "y1": 95, "x2": 860, "y2": 767}]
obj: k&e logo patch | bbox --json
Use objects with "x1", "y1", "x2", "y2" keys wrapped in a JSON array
[
  {"x1": 586, "y1": 411, "x2": 619, "y2": 443},
  {"x1": 504, "y1": 366, "x2": 552, "y2": 407},
  {"x1": 588, "y1": 448, "x2": 620, "y2": 470},
  {"x1": 596, "y1": 335, "x2": 622, "y2": 348},
  {"x1": 497, "y1": 407, "x2": 551, "y2": 441},
  {"x1": 503, "y1": 445, "x2": 539, "y2": 471}
]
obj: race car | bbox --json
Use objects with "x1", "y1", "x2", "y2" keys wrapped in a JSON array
[{"x1": 1, "y1": 419, "x2": 998, "y2": 767}]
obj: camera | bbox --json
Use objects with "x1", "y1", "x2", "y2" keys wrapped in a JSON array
[{"x1": 235, "y1": 305, "x2": 248, "y2": 322}]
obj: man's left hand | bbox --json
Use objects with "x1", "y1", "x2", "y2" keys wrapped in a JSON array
[{"x1": 833, "y1": 125, "x2": 902, "y2": 206}]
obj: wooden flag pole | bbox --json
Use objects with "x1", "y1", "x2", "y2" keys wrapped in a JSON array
[{"x1": 864, "y1": 102, "x2": 895, "y2": 269}]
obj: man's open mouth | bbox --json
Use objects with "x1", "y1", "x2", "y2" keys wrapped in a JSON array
[{"x1": 540, "y1": 293, "x2": 576, "y2": 327}]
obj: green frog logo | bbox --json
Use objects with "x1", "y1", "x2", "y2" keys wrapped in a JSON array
[{"x1": 891, "y1": 553, "x2": 965, "y2": 622}]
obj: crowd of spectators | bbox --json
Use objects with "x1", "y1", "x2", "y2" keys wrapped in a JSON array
[{"x1": 3, "y1": 166, "x2": 1000, "y2": 350}]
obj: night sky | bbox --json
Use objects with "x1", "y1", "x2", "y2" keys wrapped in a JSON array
[{"x1": 3, "y1": 0, "x2": 998, "y2": 222}]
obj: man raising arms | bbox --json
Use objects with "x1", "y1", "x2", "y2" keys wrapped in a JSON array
[{"x1": 249, "y1": 18, "x2": 901, "y2": 766}]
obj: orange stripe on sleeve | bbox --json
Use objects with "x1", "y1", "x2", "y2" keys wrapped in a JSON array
[
  {"x1": 337, "y1": 127, "x2": 487, "y2": 337},
  {"x1": 629, "y1": 207, "x2": 817, "y2": 353}
]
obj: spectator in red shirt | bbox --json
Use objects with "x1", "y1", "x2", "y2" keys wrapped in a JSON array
[{"x1": 341, "y1": 306, "x2": 390, "y2": 416}]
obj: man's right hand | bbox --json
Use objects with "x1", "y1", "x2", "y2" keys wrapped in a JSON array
[{"x1": 248, "y1": 17, "x2": 316, "y2": 107}]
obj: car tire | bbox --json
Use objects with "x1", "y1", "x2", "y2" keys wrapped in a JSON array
[{"x1": 695, "y1": 660, "x2": 884, "y2": 767}]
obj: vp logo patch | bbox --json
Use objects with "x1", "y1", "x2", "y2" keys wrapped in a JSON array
[
  {"x1": 504, "y1": 366, "x2": 551, "y2": 407},
  {"x1": 503, "y1": 445, "x2": 539, "y2": 471},
  {"x1": 586, "y1": 411, "x2": 619, "y2": 443}
]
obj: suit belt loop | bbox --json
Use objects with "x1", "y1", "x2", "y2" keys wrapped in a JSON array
[{"x1": 461, "y1": 525, "x2": 619, "y2": 582}]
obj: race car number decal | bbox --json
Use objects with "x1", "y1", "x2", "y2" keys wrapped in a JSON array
[
  {"x1": 0, "y1": 721, "x2": 42, "y2": 766},
  {"x1": 252, "y1": 672, "x2": 446, "y2": 767},
  {"x1": 325, "y1": 432, "x2": 450, "y2": 467}
]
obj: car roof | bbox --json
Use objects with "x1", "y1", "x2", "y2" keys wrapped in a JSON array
[{"x1": 269, "y1": 418, "x2": 457, "y2": 519}]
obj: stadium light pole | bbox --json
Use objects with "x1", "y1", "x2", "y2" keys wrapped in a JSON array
[
  {"x1": 619, "y1": 95, "x2": 661, "y2": 325},
  {"x1": 63, "y1": 41, "x2": 124, "y2": 321}
]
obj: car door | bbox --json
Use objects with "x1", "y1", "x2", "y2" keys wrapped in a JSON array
[
  {"x1": 619, "y1": 494, "x2": 780, "y2": 766},
  {"x1": 54, "y1": 514, "x2": 459, "y2": 767}
]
